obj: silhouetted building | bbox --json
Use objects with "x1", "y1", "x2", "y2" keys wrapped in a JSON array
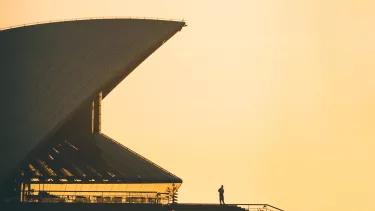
[{"x1": 0, "y1": 18, "x2": 185, "y2": 204}]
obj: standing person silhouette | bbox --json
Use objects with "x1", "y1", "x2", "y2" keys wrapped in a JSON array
[{"x1": 218, "y1": 185, "x2": 225, "y2": 205}]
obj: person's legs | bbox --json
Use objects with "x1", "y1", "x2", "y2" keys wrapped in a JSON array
[{"x1": 220, "y1": 196, "x2": 225, "y2": 205}]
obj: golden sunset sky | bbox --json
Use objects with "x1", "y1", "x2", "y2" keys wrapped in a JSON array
[{"x1": 1, "y1": 1, "x2": 375, "y2": 211}]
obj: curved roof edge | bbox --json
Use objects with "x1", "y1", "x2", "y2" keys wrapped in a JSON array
[{"x1": 0, "y1": 16, "x2": 187, "y2": 31}]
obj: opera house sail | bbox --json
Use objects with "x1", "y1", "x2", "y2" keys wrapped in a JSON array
[{"x1": 0, "y1": 18, "x2": 185, "y2": 203}]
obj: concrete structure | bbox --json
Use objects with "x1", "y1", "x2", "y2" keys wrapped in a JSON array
[{"x1": 0, "y1": 18, "x2": 185, "y2": 202}]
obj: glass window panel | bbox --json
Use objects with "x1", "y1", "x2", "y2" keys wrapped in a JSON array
[{"x1": 24, "y1": 182, "x2": 181, "y2": 204}]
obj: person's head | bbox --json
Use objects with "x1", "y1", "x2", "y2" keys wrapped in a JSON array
[{"x1": 221, "y1": 185, "x2": 223, "y2": 188}]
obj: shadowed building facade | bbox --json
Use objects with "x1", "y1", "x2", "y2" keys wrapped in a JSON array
[{"x1": 0, "y1": 18, "x2": 185, "y2": 203}]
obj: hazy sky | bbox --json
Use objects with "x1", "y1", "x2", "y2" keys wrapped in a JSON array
[{"x1": 1, "y1": 1, "x2": 375, "y2": 211}]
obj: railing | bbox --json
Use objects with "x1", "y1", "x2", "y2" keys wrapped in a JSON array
[
  {"x1": 234, "y1": 204, "x2": 284, "y2": 211},
  {"x1": 22, "y1": 192, "x2": 285, "y2": 211},
  {"x1": 0, "y1": 16, "x2": 186, "y2": 31},
  {"x1": 171, "y1": 203, "x2": 284, "y2": 211}
]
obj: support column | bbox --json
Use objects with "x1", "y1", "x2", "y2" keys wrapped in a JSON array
[{"x1": 92, "y1": 91, "x2": 102, "y2": 134}]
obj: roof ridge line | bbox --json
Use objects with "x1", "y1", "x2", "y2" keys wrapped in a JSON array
[
  {"x1": 98, "y1": 133, "x2": 182, "y2": 181},
  {"x1": 0, "y1": 16, "x2": 186, "y2": 31}
]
